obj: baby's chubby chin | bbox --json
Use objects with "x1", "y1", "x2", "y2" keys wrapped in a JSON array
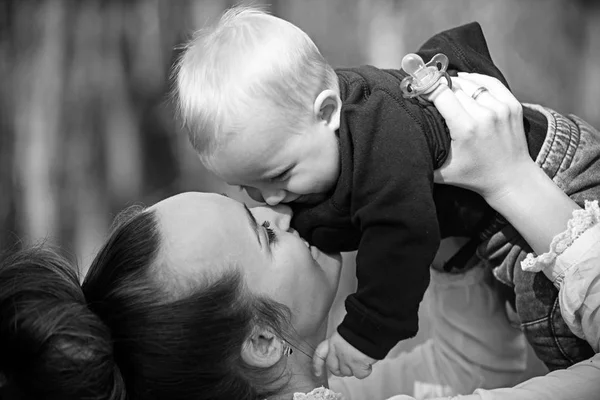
[
  {"x1": 289, "y1": 192, "x2": 329, "y2": 205},
  {"x1": 288, "y1": 183, "x2": 337, "y2": 205}
]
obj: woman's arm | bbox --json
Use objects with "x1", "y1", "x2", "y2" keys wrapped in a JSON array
[
  {"x1": 431, "y1": 73, "x2": 600, "y2": 346},
  {"x1": 470, "y1": 352, "x2": 600, "y2": 400},
  {"x1": 412, "y1": 352, "x2": 600, "y2": 400},
  {"x1": 424, "y1": 74, "x2": 600, "y2": 400},
  {"x1": 483, "y1": 163, "x2": 580, "y2": 256}
]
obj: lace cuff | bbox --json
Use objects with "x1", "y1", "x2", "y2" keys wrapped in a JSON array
[
  {"x1": 293, "y1": 387, "x2": 345, "y2": 400},
  {"x1": 521, "y1": 200, "x2": 600, "y2": 276}
]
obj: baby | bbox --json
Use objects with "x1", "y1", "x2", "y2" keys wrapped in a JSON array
[{"x1": 173, "y1": 6, "x2": 600, "y2": 377}]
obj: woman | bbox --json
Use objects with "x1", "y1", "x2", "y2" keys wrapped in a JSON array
[
  {"x1": 0, "y1": 193, "x2": 534, "y2": 400},
  {"x1": 1, "y1": 74, "x2": 599, "y2": 399}
]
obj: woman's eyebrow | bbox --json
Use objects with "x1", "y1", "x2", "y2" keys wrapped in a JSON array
[{"x1": 243, "y1": 203, "x2": 261, "y2": 245}]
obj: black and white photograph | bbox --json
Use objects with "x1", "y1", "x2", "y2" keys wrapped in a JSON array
[{"x1": 1, "y1": 1, "x2": 599, "y2": 399}]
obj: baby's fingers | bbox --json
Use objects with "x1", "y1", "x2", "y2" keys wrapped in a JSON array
[
  {"x1": 337, "y1": 360, "x2": 352, "y2": 377},
  {"x1": 352, "y1": 363, "x2": 373, "y2": 379},
  {"x1": 326, "y1": 353, "x2": 342, "y2": 377},
  {"x1": 312, "y1": 339, "x2": 329, "y2": 377}
]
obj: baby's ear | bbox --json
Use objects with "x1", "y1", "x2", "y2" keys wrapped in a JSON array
[
  {"x1": 241, "y1": 328, "x2": 284, "y2": 368},
  {"x1": 313, "y1": 90, "x2": 341, "y2": 130}
]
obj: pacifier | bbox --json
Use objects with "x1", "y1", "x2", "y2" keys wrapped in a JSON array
[{"x1": 400, "y1": 53, "x2": 452, "y2": 99}]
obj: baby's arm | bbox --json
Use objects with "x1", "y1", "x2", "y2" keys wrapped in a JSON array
[{"x1": 336, "y1": 90, "x2": 442, "y2": 363}]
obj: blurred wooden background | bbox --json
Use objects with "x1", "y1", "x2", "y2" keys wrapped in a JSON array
[{"x1": 1, "y1": 0, "x2": 599, "y2": 264}]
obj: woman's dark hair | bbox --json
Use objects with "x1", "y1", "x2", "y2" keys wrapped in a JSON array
[
  {"x1": 83, "y1": 206, "x2": 292, "y2": 400},
  {"x1": 0, "y1": 245, "x2": 125, "y2": 400}
]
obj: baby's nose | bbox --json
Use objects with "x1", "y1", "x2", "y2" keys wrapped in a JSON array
[{"x1": 263, "y1": 190, "x2": 287, "y2": 206}]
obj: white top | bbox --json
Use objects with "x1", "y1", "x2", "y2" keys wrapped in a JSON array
[{"x1": 327, "y1": 200, "x2": 600, "y2": 400}]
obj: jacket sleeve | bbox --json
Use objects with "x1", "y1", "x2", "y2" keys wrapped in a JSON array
[{"x1": 337, "y1": 89, "x2": 440, "y2": 359}]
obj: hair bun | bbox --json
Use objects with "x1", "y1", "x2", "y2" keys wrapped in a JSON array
[{"x1": 0, "y1": 246, "x2": 126, "y2": 399}]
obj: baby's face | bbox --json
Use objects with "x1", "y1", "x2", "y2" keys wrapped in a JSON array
[{"x1": 210, "y1": 120, "x2": 340, "y2": 206}]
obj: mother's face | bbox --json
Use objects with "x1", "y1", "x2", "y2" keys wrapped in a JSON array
[{"x1": 151, "y1": 192, "x2": 342, "y2": 337}]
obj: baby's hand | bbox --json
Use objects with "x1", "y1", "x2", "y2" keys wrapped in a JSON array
[{"x1": 312, "y1": 331, "x2": 376, "y2": 379}]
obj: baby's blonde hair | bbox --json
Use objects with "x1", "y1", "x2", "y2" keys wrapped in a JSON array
[{"x1": 172, "y1": 5, "x2": 339, "y2": 164}]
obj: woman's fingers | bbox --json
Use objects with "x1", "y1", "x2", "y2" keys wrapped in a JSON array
[
  {"x1": 456, "y1": 74, "x2": 525, "y2": 147},
  {"x1": 431, "y1": 72, "x2": 531, "y2": 196},
  {"x1": 457, "y1": 72, "x2": 512, "y2": 95},
  {"x1": 457, "y1": 72, "x2": 522, "y2": 114},
  {"x1": 453, "y1": 76, "x2": 520, "y2": 139},
  {"x1": 453, "y1": 76, "x2": 503, "y2": 111},
  {"x1": 453, "y1": 83, "x2": 488, "y2": 113}
]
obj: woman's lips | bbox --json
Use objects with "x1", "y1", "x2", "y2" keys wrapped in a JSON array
[
  {"x1": 300, "y1": 237, "x2": 318, "y2": 260},
  {"x1": 310, "y1": 245, "x2": 320, "y2": 260}
]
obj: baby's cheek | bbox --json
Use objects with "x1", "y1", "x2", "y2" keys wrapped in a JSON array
[{"x1": 296, "y1": 177, "x2": 322, "y2": 194}]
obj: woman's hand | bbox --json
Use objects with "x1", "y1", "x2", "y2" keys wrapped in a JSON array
[
  {"x1": 429, "y1": 72, "x2": 581, "y2": 255},
  {"x1": 428, "y1": 73, "x2": 535, "y2": 204}
]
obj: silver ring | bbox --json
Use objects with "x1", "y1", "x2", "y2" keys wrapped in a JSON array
[{"x1": 471, "y1": 86, "x2": 489, "y2": 100}]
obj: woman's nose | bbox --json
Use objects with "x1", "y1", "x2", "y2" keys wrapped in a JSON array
[
  {"x1": 269, "y1": 204, "x2": 292, "y2": 230},
  {"x1": 250, "y1": 204, "x2": 292, "y2": 231}
]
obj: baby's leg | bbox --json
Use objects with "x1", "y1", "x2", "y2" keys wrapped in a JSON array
[{"x1": 433, "y1": 185, "x2": 493, "y2": 240}]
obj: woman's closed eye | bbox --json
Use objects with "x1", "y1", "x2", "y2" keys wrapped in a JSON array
[{"x1": 261, "y1": 221, "x2": 278, "y2": 244}]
